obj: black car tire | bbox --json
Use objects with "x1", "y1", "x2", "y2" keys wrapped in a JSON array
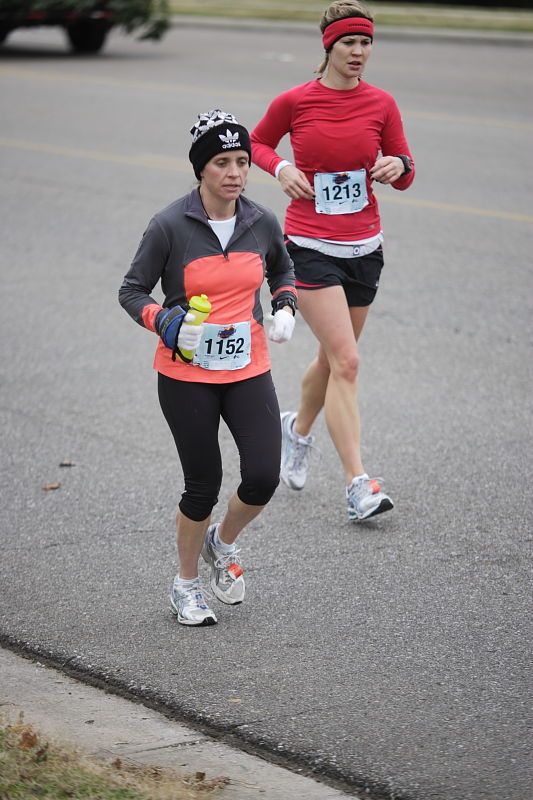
[
  {"x1": 66, "y1": 20, "x2": 109, "y2": 54},
  {"x1": 0, "y1": 26, "x2": 10, "y2": 45}
]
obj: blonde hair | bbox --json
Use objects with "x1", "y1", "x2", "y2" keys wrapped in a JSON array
[{"x1": 315, "y1": 1, "x2": 374, "y2": 76}]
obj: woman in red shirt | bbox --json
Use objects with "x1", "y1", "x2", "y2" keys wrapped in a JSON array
[{"x1": 251, "y1": 0, "x2": 415, "y2": 522}]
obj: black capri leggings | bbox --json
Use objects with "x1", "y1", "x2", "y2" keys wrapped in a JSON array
[{"x1": 158, "y1": 372, "x2": 281, "y2": 522}]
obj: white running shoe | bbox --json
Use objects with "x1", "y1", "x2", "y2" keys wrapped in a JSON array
[
  {"x1": 170, "y1": 577, "x2": 217, "y2": 626},
  {"x1": 280, "y1": 411, "x2": 315, "y2": 490},
  {"x1": 201, "y1": 524, "x2": 245, "y2": 605},
  {"x1": 346, "y1": 475, "x2": 394, "y2": 521}
]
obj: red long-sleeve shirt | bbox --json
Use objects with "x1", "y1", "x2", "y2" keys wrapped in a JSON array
[{"x1": 251, "y1": 79, "x2": 415, "y2": 241}]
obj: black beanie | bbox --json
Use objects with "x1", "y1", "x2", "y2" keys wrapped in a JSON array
[{"x1": 189, "y1": 109, "x2": 252, "y2": 180}]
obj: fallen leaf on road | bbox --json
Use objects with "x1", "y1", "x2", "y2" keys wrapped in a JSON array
[
  {"x1": 42, "y1": 482, "x2": 61, "y2": 491},
  {"x1": 187, "y1": 771, "x2": 230, "y2": 790},
  {"x1": 18, "y1": 728, "x2": 38, "y2": 750}
]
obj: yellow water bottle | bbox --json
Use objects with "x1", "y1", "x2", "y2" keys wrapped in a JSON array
[{"x1": 180, "y1": 293, "x2": 212, "y2": 361}]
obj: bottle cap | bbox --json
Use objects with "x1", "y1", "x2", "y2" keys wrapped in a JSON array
[{"x1": 188, "y1": 293, "x2": 211, "y2": 314}]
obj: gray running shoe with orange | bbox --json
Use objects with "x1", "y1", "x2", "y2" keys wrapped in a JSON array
[
  {"x1": 346, "y1": 475, "x2": 394, "y2": 521},
  {"x1": 202, "y1": 524, "x2": 245, "y2": 604}
]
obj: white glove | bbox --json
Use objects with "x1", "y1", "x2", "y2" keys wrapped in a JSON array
[
  {"x1": 267, "y1": 309, "x2": 295, "y2": 344},
  {"x1": 177, "y1": 312, "x2": 204, "y2": 351}
]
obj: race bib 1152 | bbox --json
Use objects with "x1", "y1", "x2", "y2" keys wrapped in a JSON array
[{"x1": 193, "y1": 320, "x2": 251, "y2": 371}]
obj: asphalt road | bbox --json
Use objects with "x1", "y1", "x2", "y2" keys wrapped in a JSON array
[{"x1": 1, "y1": 22, "x2": 532, "y2": 800}]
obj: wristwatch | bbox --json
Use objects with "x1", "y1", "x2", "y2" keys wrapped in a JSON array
[
  {"x1": 272, "y1": 295, "x2": 297, "y2": 316},
  {"x1": 397, "y1": 154, "x2": 413, "y2": 176}
]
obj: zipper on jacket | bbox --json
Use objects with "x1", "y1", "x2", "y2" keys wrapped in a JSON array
[{"x1": 223, "y1": 221, "x2": 248, "y2": 260}]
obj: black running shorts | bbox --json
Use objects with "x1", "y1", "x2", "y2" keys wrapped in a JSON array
[{"x1": 287, "y1": 242, "x2": 384, "y2": 307}]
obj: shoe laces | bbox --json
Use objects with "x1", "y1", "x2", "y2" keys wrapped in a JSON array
[
  {"x1": 209, "y1": 537, "x2": 244, "y2": 582},
  {"x1": 177, "y1": 579, "x2": 213, "y2": 609},
  {"x1": 291, "y1": 435, "x2": 318, "y2": 472},
  {"x1": 348, "y1": 476, "x2": 385, "y2": 501},
  {"x1": 213, "y1": 546, "x2": 242, "y2": 571}
]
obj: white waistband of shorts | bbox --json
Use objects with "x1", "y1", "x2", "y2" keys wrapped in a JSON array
[{"x1": 288, "y1": 233, "x2": 383, "y2": 259}]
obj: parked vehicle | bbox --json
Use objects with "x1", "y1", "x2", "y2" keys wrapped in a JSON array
[{"x1": 0, "y1": 1, "x2": 170, "y2": 54}]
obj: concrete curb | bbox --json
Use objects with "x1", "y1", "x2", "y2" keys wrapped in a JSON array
[{"x1": 0, "y1": 646, "x2": 358, "y2": 800}]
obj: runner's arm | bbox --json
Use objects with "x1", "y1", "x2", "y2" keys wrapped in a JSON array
[
  {"x1": 262, "y1": 211, "x2": 298, "y2": 314},
  {"x1": 118, "y1": 217, "x2": 169, "y2": 331},
  {"x1": 378, "y1": 96, "x2": 415, "y2": 190}
]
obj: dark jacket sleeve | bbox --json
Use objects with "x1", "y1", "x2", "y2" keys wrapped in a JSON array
[
  {"x1": 118, "y1": 217, "x2": 170, "y2": 327},
  {"x1": 262, "y1": 210, "x2": 297, "y2": 310}
]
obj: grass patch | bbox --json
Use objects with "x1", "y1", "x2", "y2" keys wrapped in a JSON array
[
  {"x1": 168, "y1": 1, "x2": 533, "y2": 33},
  {"x1": 0, "y1": 715, "x2": 227, "y2": 800}
]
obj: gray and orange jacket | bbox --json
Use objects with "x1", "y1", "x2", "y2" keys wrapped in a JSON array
[{"x1": 119, "y1": 188, "x2": 296, "y2": 384}]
